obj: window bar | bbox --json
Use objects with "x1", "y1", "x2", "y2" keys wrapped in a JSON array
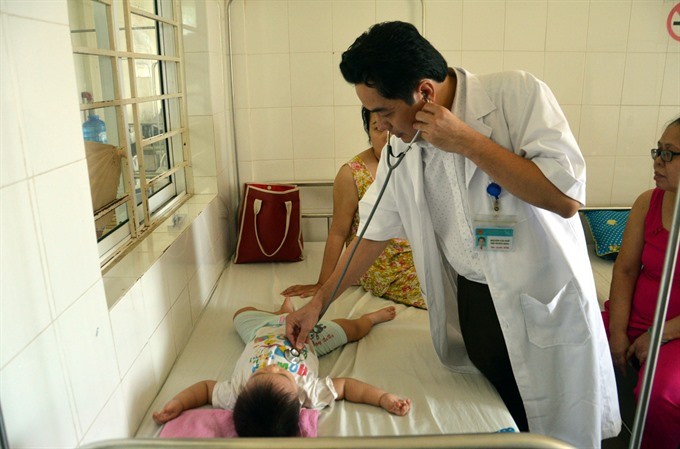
[
  {"x1": 123, "y1": 0, "x2": 152, "y2": 228},
  {"x1": 105, "y1": 1, "x2": 137, "y2": 240},
  {"x1": 129, "y1": 5, "x2": 179, "y2": 27},
  {"x1": 72, "y1": 45, "x2": 180, "y2": 62},
  {"x1": 71, "y1": 25, "x2": 160, "y2": 34},
  {"x1": 119, "y1": 149, "x2": 138, "y2": 236},
  {"x1": 144, "y1": 160, "x2": 189, "y2": 188},
  {"x1": 140, "y1": 126, "x2": 184, "y2": 147},
  {"x1": 94, "y1": 194, "x2": 129, "y2": 221},
  {"x1": 174, "y1": 0, "x2": 194, "y2": 195},
  {"x1": 107, "y1": 2, "x2": 140, "y2": 240},
  {"x1": 78, "y1": 92, "x2": 184, "y2": 113}
]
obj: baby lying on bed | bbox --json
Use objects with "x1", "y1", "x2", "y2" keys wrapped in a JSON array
[{"x1": 153, "y1": 298, "x2": 411, "y2": 436}]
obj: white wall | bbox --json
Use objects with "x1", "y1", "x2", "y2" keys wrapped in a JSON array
[
  {"x1": 231, "y1": 0, "x2": 680, "y2": 208},
  {"x1": 0, "y1": 0, "x2": 235, "y2": 447}
]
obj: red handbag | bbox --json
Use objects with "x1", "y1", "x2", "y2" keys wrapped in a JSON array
[{"x1": 234, "y1": 183, "x2": 304, "y2": 263}]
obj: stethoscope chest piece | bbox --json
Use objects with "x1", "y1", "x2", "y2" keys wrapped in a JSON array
[{"x1": 284, "y1": 348, "x2": 301, "y2": 364}]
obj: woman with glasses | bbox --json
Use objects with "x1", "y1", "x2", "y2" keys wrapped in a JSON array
[{"x1": 601, "y1": 116, "x2": 680, "y2": 449}]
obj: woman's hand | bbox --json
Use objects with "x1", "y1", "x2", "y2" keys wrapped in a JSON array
[
  {"x1": 280, "y1": 283, "x2": 322, "y2": 298},
  {"x1": 152, "y1": 398, "x2": 183, "y2": 424},
  {"x1": 379, "y1": 393, "x2": 411, "y2": 416},
  {"x1": 627, "y1": 332, "x2": 652, "y2": 366},
  {"x1": 609, "y1": 330, "x2": 631, "y2": 374}
]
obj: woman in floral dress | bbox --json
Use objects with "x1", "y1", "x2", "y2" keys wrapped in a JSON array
[{"x1": 282, "y1": 109, "x2": 424, "y2": 309}]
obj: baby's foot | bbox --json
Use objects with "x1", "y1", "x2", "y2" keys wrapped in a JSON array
[
  {"x1": 279, "y1": 296, "x2": 295, "y2": 314},
  {"x1": 362, "y1": 306, "x2": 396, "y2": 325}
]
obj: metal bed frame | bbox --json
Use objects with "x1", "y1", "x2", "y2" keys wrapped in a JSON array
[{"x1": 82, "y1": 433, "x2": 576, "y2": 449}]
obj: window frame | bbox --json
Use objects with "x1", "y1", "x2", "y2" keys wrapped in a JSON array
[{"x1": 69, "y1": 0, "x2": 193, "y2": 267}]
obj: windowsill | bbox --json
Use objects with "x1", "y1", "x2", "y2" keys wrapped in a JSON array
[{"x1": 102, "y1": 193, "x2": 217, "y2": 309}]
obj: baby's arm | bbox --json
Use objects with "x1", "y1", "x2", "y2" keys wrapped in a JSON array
[
  {"x1": 152, "y1": 380, "x2": 217, "y2": 424},
  {"x1": 332, "y1": 377, "x2": 411, "y2": 416}
]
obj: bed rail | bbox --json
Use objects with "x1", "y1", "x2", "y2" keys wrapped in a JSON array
[
  {"x1": 82, "y1": 433, "x2": 575, "y2": 449},
  {"x1": 287, "y1": 180, "x2": 334, "y2": 218}
]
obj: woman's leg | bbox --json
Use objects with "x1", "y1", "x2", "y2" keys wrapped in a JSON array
[{"x1": 332, "y1": 306, "x2": 396, "y2": 342}]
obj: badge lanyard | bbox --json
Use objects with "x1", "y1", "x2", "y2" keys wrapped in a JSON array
[
  {"x1": 487, "y1": 182, "x2": 502, "y2": 213},
  {"x1": 474, "y1": 181, "x2": 516, "y2": 252}
]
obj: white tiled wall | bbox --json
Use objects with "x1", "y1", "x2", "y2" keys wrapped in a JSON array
[
  {"x1": 231, "y1": 0, "x2": 680, "y2": 214},
  {"x1": 0, "y1": 0, "x2": 234, "y2": 447}
]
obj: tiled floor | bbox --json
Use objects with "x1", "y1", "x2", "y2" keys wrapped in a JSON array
[
  {"x1": 587, "y1": 244, "x2": 615, "y2": 309},
  {"x1": 602, "y1": 363, "x2": 639, "y2": 449}
]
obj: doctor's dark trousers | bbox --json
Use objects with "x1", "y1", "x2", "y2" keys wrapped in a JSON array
[{"x1": 457, "y1": 275, "x2": 530, "y2": 432}]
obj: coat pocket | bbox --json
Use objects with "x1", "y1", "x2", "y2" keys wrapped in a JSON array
[{"x1": 520, "y1": 279, "x2": 590, "y2": 348}]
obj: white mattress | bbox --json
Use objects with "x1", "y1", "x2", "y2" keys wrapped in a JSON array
[{"x1": 136, "y1": 242, "x2": 517, "y2": 438}]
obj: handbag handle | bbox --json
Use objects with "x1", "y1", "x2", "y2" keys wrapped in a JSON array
[{"x1": 253, "y1": 199, "x2": 292, "y2": 257}]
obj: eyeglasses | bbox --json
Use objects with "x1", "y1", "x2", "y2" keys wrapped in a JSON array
[{"x1": 650, "y1": 148, "x2": 680, "y2": 162}]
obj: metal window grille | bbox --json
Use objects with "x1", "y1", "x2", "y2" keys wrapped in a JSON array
[{"x1": 68, "y1": 0, "x2": 192, "y2": 267}]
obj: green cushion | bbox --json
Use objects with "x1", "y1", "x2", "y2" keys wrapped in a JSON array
[{"x1": 582, "y1": 210, "x2": 630, "y2": 260}]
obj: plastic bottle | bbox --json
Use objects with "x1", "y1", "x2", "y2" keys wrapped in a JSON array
[{"x1": 82, "y1": 113, "x2": 108, "y2": 143}]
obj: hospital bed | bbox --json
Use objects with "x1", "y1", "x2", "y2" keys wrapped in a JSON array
[
  {"x1": 81, "y1": 239, "x2": 575, "y2": 448},
  {"x1": 84, "y1": 184, "x2": 630, "y2": 449},
  {"x1": 132, "y1": 241, "x2": 518, "y2": 436}
]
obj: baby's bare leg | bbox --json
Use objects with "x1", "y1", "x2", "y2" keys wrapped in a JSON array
[
  {"x1": 332, "y1": 306, "x2": 396, "y2": 342},
  {"x1": 233, "y1": 297, "x2": 295, "y2": 320}
]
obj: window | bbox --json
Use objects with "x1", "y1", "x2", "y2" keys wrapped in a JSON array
[{"x1": 68, "y1": 0, "x2": 191, "y2": 266}]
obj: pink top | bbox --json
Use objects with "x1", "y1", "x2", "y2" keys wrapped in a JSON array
[{"x1": 628, "y1": 188, "x2": 680, "y2": 338}]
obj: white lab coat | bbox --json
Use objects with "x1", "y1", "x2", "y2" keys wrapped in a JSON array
[{"x1": 359, "y1": 69, "x2": 621, "y2": 448}]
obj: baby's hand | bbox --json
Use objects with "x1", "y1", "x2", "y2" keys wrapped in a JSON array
[
  {"x1": 379, "y1": 393, "x2": 411, "y2": 416},
  {"x1": 152, "y1": 399, "x2": 183, "y2": 424}
]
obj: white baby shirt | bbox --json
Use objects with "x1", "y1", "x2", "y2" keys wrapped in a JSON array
[{"x1": 212, "y1": 318, "x2": 337, "y2": 410}]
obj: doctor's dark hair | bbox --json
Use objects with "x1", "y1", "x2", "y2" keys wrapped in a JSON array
[
  {"x1": 233, "y1": 381, "x2": 301, "y2": 437},
  {"x1": 340, "y1": 21, "x2": 448, "y2": 104},
  {"x1": 361, "y1": 107, "x2": 371, "y2": 142}
]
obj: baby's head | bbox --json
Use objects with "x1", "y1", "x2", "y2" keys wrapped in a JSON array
[{"x1": 233, "y1": 364, "x2": 301, "y2": 437}]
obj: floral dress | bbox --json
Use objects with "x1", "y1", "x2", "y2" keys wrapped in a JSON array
[{"x1": 346, "y1": 155, "x2": 426, "y2": 309}]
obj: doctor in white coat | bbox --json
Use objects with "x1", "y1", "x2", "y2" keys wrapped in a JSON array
[{"x1": 286, "y1": 21, "x2": 621, "y2": 448}]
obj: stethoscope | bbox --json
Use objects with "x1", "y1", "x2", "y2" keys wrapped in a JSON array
[
  {"x1": 323, "y1": 129, "x2": 422, "y2": 314},
  {"x1": 283, "y1": 348, "x2": 301, "y2": 364},
  {"x1": 386, "y1": 129, "x2": 421, "y2": 170}
]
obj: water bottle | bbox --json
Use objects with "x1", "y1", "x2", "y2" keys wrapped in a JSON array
[{"x1": 82, "y1": 113, "x2": 108, "y2": 143}]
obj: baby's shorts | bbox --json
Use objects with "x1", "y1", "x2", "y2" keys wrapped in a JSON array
[
  {"x1": 233, "y1": 311, "x2": 284, "y2": 343},
  {"x1": 308, "y1": 320, "x2": 347, "y2": 356}
]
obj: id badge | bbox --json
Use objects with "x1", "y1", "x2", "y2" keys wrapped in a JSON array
[{"x1": 473, "y1": 215, "x2": 517, "y2": 252}]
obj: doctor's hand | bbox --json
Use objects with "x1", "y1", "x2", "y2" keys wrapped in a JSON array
[
  {"x1": 627, "y1": 332, "x2": 652, "y2": 366},
  {"x1": 281, "y1": 282, "x2": 321, "y2": 298},
  {"x1": 608, "y1": 331, "x2": 631, "y2": 374},
  {"x1": 413, "y1": 102, "x2": 479, "y2": 156},
  {"x1": 285, "y1": 297, "x2": 323, "y2": 350}
]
